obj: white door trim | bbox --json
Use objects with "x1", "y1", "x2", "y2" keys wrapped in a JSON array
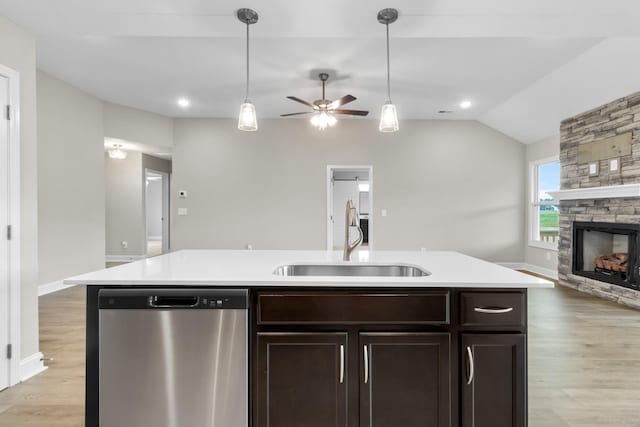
[
  {"x1": 0, "y1": 63, "x2": 22, "y2": 387},
  {"x1": 144, "y1": 168, "x2": 170, "y2": 255},
  {"x1": 326, "y1": 165, "x2": 374, "y2": 251}
]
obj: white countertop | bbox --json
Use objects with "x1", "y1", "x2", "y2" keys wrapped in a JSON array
[{"x1": 64, "y1": 250, "x2": 554, "y2": 288}]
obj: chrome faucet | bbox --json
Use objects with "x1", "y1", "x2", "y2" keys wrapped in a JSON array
[{"x1": 343, "y1": 199, "x2": 364, "y2": 261}]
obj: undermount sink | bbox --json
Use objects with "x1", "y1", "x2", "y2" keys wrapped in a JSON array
[{"x1": 273, "y1": 264, "x2": 430, "y2": 277}]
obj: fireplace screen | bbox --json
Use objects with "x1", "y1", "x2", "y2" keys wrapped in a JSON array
[{"x1": 573, "y1": 222, "x2": 640, "y2": 290}]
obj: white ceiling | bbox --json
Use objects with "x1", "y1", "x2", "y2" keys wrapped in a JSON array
[{"x1": 3, "y1": 0, "x2": 640, "y2": 143}]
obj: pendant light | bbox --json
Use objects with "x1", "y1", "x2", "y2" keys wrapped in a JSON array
[
  {"x1": 378, "y1": 8, "x2": 399, "y2": 133},
  {"x1": 237, "y1": 8, "x2": 259, "y2": 131}
]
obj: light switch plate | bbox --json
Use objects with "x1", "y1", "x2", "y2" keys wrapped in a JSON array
[
  {"x1": 177, "y1": 208, "x2": 188, "y2": 216},
  {"x1": 610, "y1": 157, "x2": 620, "y2": 173},
  {"x1": 381, "y1": 209, "x2": 387, "y2": 217},
  {"x1": 588, "y1": 162, "x2": 599, "y2": 176}
]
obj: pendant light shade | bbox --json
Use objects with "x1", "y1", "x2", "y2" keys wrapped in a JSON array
[
  {"x1": 237, "y1": 8, "x2": 259, "y2": 132},
  {"x1": 379, "y1": 101, "x2": 399, "y2": 133},
  {"x1": 378, "y1": 8, "x2": 399, "y2": 133},
  {"x1": 238, "y1": 102, "x2": 258, "y2": 131}
]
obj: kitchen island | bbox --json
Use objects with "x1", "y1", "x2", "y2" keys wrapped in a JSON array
[{"x1": 65, "y1": 250, "x2": 553, "y2": 427}]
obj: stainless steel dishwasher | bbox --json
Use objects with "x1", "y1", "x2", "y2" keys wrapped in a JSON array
[{"x1": 98, "y1": 289, "x2": 248, "y2": 427}]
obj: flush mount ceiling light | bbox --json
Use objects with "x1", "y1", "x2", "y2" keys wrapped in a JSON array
[
  {"x1": 177, "y1": 98, "x2": 190, "y2": 108},
  {"x1": 378, "y1": 8, "x2": 399, "y2": 133},
  {"x1": 237, "y1": 8, "x2": 259, "y2": 132},
  {"x1": 460, "y1": 100, "x2": 472, "y2": 109},
  {"x1": 108, "y1": 143, "x2": 127, "y2": 160}
]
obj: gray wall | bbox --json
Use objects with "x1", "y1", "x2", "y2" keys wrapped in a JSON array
[
  {"x1": 525, "y1": 135, "x2": 560, "y2": 272},
  {"x1": 172, "y1": 118, "x2": 526, "y2": 262},
  {"x1": 0, "y1": 16, "x2": 39, "y2": 359},
  {"x1": 37, "y1": 72, "x2": 106, "y2": 284},
  {"x1": 104, "y1": 102, "x2": 174, "y2": 149},
  {"x1": 105, "y1": 151, "x2": 145, "y2": 256},
  {"x1": 106, "y1": 152, "x2": 171, "y2": 256}
]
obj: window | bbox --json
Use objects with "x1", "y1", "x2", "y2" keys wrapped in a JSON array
[{"x1": 529, "y1": 158, "x2": 560, "y2": 250}]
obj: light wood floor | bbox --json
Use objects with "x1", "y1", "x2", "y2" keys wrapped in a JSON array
[{"x1": 0, "y1": 281, "x2": 639, "y2": 426}]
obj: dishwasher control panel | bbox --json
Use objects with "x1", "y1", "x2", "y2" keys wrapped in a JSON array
[{"x1": 98, "y1": 289, "x2": 249, "y2": 309}]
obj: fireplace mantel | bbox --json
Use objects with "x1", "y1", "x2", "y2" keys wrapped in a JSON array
[{"x1": 549, "y1": 184, "x2": 640, "y2": 201}]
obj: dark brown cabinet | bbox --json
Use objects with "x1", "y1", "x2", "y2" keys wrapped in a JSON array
[
  {"x1": 360, "y1": 333, "x2": 451, "y2": 427},
  {"x1": 461, "y1": 334, "x2": 526, "y2": 427},
  {"x1": 255, "y1": 332, "x2": 348, "y2": 427},
  {"x1": 253, "y1": 290, "x2": 528, "y2": 427}
]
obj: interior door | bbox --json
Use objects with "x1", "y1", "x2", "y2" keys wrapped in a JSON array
[
  {"x1": 256, "y1": 332, "x2": 348, "y2": 427},
  {"x1": 461, "y1": 334, "x2": 526, "y2": 427},
  {"x1": 0, "y1": 73, "x2": 10, "y2": 391},
  {"x1": 360, "y1": 333, "x2": 451, "y2": 427}
]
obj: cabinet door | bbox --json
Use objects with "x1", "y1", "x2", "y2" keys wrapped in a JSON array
[
  {"x1": 461, "y1": 334, "x2": 526, "y2": 427},
  {"x1": 360, "y1": 333, "x2": 451, "y2": 427},
  {"x1": 256, "y1": 332, "x2": 348, "y2": 427}
]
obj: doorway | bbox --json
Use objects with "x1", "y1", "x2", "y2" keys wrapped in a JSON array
[
  {"x1": 327, "y1": 165, "x2": 373, "y2": 251},
  {"x1": 145, "y1": 169, "x2": 170, "y2": 257}
]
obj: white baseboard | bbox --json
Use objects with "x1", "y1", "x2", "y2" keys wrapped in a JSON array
[
  {"x1": 38, "y1": 280, "x2": 76, "y2": 297},
  {"x1": 20, "y1": 352, "x2": 47, "y2": 382},
  {"x1": 105, "y1": 255, "x2": 146, "y2": 263},
  {"x1": 496, "y1": 262, "x2": 558, "y2": 280}
]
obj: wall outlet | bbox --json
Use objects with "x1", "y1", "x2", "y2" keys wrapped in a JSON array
[
  {"x1": 588, "y1": 162, "x2": 599, "y2": 176},
  {"x1": 247, "y1": 244, "x2": 253, "y2": 250},
  {"x1": 121, "y1": 241, "x2": 128, "y2": 249},
  {"x1": 177, "y1": 208, "x2": 188, "y2": 216},
  {"x1": 178, "y1": 190, "x2": 188, "y2": 198}
]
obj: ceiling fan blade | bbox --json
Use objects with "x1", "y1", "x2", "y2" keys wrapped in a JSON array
[
  {"x1": 328, "y1": 95, "x2": 356, "y2": 110},
  {"x1": 286, "y1": 96, "x2": 316, "y2": 109},
  {"x1": 280, "y1": 112, "x2": 312, "y2": 117},
  {"x1": 332, "y1": 109, "x2": 369, "y2": 116}
]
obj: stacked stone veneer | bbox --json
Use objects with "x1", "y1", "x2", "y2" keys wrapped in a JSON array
[{"x1": 559, "y1": 92, "x2": 640, "y2": 310}]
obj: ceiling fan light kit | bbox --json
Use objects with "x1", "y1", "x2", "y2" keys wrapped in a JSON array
[
  {"x1": 378, "y1": 8, "x2": 399, "y2": 133},
  {"x1": 237, "y1": 8, "x2": 259, "y2": 132},
  {"x1": 281, "y1": 72, "x2": 370, "y2": 130}
]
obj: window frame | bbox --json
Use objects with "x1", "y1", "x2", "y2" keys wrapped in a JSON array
[{"x1": 528, "y1": 156, "x2": 560, "y2": 251}]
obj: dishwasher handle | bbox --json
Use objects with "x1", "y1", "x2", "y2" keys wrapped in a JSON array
[
  {"x1": 149, "y1": 295, "x2": 200, "y2": 308},
  {"x1": 98, "y1": 289, "x2": 249, "y2": 310}
]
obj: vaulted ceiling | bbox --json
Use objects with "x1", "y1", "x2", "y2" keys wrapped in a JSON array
[{"x1": 2, "y1": 0, "x2": 640, "y2": 143}]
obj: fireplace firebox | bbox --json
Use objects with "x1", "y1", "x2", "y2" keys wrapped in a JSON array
[{"x1": 573, "y1": 222, "x2": 640, "y2": 291}]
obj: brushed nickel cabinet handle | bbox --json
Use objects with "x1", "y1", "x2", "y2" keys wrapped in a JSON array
[
  {"x1": 466, "y1": 346, "x2": 474, "y2": 385},
  {"x1": 474, "y1": 307, "x2": 513, "y2": 314},
  {"x1": 339, "y1": 345, "x2": 345, "y2": 384},
  {"x1": 364, "y1": 345, "x2": 369, "y2": 384}
]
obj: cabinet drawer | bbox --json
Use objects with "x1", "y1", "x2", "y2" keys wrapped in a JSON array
[
  {"x1": 257, "y1": 292, "x2": 450, "y2": 325},
  {"x1": 459, "y1": 292, "x2": 525, "y2": 328}
]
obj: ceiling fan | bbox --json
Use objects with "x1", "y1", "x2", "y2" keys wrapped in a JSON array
[{"x1": 281, "y1": 72, "x2": 369, "y2": 129}]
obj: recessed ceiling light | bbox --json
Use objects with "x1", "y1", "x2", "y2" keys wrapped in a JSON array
[
  {"x1": 460, "y1": 100, "x2": 472, "y2": 109},
  {"x1": 177, "y1": 98, "x2": 190, "y2": 108}
]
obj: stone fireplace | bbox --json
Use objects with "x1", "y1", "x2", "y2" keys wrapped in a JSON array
[{"x1": 555, "y1": 92, "x2": 640, "y2": 310}]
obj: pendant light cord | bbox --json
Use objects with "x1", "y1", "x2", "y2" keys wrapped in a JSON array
[
  {"x1": 245, "y1": 22, "x2": 250, "y2": 102},
  {"x1": 386, "y1": 23, "x2": 391, "y2": 102}
]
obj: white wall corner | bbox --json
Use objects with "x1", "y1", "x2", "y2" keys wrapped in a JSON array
[
  {"x1": 20, "y1": 352, "x2": 47, "y2": 382},
  {"x1": 38, "y1": 280, "x2": 76, "y2": 297},
  {"x1": 497, "y1": 262, "x2": 558, "y2": 280}
]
